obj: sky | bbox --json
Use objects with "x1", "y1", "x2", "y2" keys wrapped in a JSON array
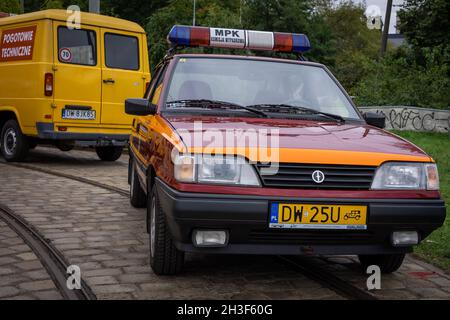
[{"x1": 354, "y1": 0, "x2": 405, "y2": 34}]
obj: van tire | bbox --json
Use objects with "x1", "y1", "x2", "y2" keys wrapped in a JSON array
[
  {"x1": 95, "y1": 146, "x2": 122, "y2": 161},
  {"x1": 0, "y1": 120, "x2": 29, "y2": 162},
  {"x1": 129, "y1": 158, "x2": 146, "y2": 208},
  {"x1": 358, "y1": 254, "x2": 405, "y2": 274},
  {"x1": 148, "y1": 187, "x2": 184, "y2": 275}
]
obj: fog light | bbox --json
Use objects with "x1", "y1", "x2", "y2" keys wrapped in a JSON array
[
  {"x1": 193, "y1": 230, "x2": 228, "y2": 247},
  {"x1": 392, "y1": 231, "x2": 418, "y2": 246}
]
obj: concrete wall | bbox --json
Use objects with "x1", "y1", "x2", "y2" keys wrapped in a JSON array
[{"x1": 359, "y1": 106, "x2": 450, "y2": 133}]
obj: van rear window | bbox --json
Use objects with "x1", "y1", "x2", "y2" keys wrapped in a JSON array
[
  {"x1": 57, "y1": 27, "x2": 97, "y2": 66},
  {"x1": 104, "y1": 33, "x2": 139, "y2": 70}
]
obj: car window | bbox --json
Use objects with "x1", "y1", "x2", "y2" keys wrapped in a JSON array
[
  {"x1": 58, "y1": 27, "x2": 96, "y2": 66},
  {"x1": 104, "y1": 33, "x2": 139, "y2": 70},
  {"x1": 166, "y1": 57, "x2": 359, "y2": 119},
  {"x1": 148, "y1": 65, "x2": 168, "y2": 105}
]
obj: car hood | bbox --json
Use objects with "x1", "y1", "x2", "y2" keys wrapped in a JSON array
[{"x1": 164, "y1": 115, "x2": 431, "y2": 165}]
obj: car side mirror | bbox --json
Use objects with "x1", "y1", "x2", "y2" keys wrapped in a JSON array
[
  {"x1": 125, "y1": 98, "x2": 157, "y2": 116},
  {"x1": 363, "y1": 112, "x2": 385, "y2": 129}
]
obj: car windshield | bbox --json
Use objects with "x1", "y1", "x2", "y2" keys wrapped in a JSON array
[{"x1": 165, "y1": 57, "x2": 360, "y2": 119}]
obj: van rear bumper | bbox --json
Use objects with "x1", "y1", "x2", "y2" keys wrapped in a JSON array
[{"x1": 36, "y1": 122, "x2": 129, "y2": 145}]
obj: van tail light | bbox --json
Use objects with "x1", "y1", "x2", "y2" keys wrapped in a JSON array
[{"x1": 44, "y1": 73, "x2": 53, "y2": 96}]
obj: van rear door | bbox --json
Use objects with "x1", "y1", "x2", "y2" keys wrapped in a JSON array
[
  {"x1": 52, "y1": 22, "x2": 101, "y2": 125},
  {"x1": 100, "y1": 29, "x2": 146, "y2": 126}
]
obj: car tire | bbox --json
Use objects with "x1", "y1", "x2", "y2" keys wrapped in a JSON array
[
  {"x1": 0, "y1": 119, "x2": 29, "y2": 162},
  {"x1": 358, "y1": 253, "x2": 405, "y2": 274},
  {"x1": 129, "y1": 158, "x2": 146, "y2": 208},
  {"x1": 95, "y1": 146, "x2": 122, "y2": 161},
  {"x1": 148, "y1": 187, "x2": 184, "y2": 275}
]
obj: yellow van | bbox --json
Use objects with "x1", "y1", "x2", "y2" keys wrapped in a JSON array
[{"x1": 0, "y1": 10, "x2": 150, "y2": 161}]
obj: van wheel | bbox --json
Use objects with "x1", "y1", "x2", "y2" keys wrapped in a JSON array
[
  {"x1": 358, "y1": 254, "x2": 405, "y2": 274},
  {"x1": 129, "y1": 158, "x2": 146, "y2": 208},
  {"x1": 0, "y1": 120, "x2": 29, "y2": 162},
  {"x1": 148, "y1": 188, "x2": 184, "y2": 275},
  {"x1": 95, "y1": 146, "x2": 122, "y2": 161}
]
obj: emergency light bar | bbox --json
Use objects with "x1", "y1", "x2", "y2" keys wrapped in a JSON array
[{"x1": 168, "y1": 25, "x2": 311, "y2": 53}]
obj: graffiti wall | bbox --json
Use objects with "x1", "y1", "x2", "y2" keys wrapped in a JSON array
[{"x1": 359, "y1": 106, "x2": 450, "y2": 133}]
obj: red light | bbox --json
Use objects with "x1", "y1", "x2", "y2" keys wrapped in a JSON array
[
  {"x1": 44, "y1": 73, "x2": 53, "y2": 96},
  {"x1": 58, "y1": 127, "x2": 67, "y2": 132},
  {"x1": 44, "y1": 114, "x2": 52, "y2": 119},
  {"x1": 190, "y1": 27, "x2": 210, "y2": 46},
  {"x1": 273, "y1": 33, "x2": 293, "y2": 52}
]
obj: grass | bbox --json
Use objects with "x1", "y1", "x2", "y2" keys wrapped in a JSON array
[{"x1": 391, "y1": 130, "x2": 450, "y2": 271}]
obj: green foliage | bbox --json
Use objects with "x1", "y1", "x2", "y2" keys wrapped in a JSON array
[
  {"x1": 398, "y1": 0, "x2": 450, "y2": 49},
  {"x1": 146, "y1": 0, "x2": 241, "y2": 70},
  {"x1": 355, "y1": 0, "x2": 450, "y2": 109},
  {"x1": 354, "y1": 46, "x2": 450, "y2": 109},
  {"x1": 0, "y1": 0, "x2": 20, "y2": 13},
  {"x1": 322, "y1": 2, "x2": 381, "y2": 90},
  {"x1": 101, "y1": 0, "x2": 168, "y2": 26}
]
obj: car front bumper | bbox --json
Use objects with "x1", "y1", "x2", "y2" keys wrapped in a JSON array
[{"x1": 155, "y1": 178, "x2": 446, "y2": 256}]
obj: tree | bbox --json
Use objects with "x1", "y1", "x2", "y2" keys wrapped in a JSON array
[
  {"x1": 0, "y1": 0, "x2": 20, "y2": 13},
  {"x1": 147, "y1": 0, "x2": 241, "y2": 69},
  {"x1": 102, "y1": 0, "x2": 169, "y2": 26},
  {"x1": 398, "y1": 0, "x2": 450, "y2": 49},
  {"x1": 322, "y1": 1, "x2": 381, "y2": 91}
]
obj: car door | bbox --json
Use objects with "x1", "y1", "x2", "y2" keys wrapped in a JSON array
[
  {"x1": 100, "y1": 29, "x2": 147, "y2": 127},
  {"x1": 52, "y1": 22, "x2": 101, "y2": 124},
  {"x1": 131, "y1": 64, "x2": 167, "y2": 165}
]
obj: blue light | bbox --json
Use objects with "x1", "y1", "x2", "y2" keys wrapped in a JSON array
[
  {"x1": 168, "y1": 25, "x2": 191, "y2": 46},
  {"x1": 292, "y1": 34, "x2": 311, "y2": 53}
]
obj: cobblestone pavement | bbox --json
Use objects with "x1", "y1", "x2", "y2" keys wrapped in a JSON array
[
  {"x1": 0, "y1": 221, "x2": 62, "y2": 300},
  {"x1": 0, "y1": 146, "x2": 449, "y2": 300}
]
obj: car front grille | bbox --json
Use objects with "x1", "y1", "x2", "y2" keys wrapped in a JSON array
[{"x1": 256, "y1": 163, "x2": 377, "y2": 190}]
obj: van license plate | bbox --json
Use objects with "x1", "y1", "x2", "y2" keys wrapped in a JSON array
[
  {"x1": 269, "y1": 203, "x2": 367, "y2": 230},
  {"x1": 62, "y1": 109, "x2": 96, "y2": 120}
]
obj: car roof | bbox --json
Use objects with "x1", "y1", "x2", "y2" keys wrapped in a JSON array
[
  {"x1": 0, "y1": 9, "x2": 145, "y2": 33},
  {"x1": 170, "y1": 53, "x2": 325, "y2": 68}
]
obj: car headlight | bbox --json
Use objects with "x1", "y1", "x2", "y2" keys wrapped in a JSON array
[
  {"x1": 173, "y1": 154, "x2": 261, "y2": 186},
  {"x1": 371, "y1": 162, "x2": 439, "y2": 190}
]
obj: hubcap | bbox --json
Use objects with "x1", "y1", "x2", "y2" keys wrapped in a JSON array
[
  {"x1": 150, "y1": 196, "x2": 156, "y2": 258},
  {"x1": 3, "y1": 128, "x2": 17, "y2": 156}
]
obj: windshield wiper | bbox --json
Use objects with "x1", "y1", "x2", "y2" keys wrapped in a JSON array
[
  {"x1": 166, "y1": 99, "x2": 269, "y2": 118},
  {"x1": 246, "y1": 104, "x2": 345, "y2": 123}
]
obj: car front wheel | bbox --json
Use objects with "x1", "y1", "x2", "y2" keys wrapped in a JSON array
[
  {"x1": 358, "y1": 253, "x2": 405, "y2": 274},
  {"x1": 148, "y1": 187, "x2": 184, "y2": 275}
]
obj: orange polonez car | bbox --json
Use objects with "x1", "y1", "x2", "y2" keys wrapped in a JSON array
[{"x1": 125, "y1": 25, "x2": 446, "y2": 275}]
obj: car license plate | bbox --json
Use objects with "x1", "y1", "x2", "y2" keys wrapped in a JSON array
[
  {"x1": 62, "y1": 109, "x2": 96, "y2": 120},
  {"x1": 269, "y1": 203, "x2": 367, "y2": 230}
]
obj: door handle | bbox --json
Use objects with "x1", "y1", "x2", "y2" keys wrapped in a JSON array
[{"x1": 103, "y1": 78, "x2": 115, "y2": 84}]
